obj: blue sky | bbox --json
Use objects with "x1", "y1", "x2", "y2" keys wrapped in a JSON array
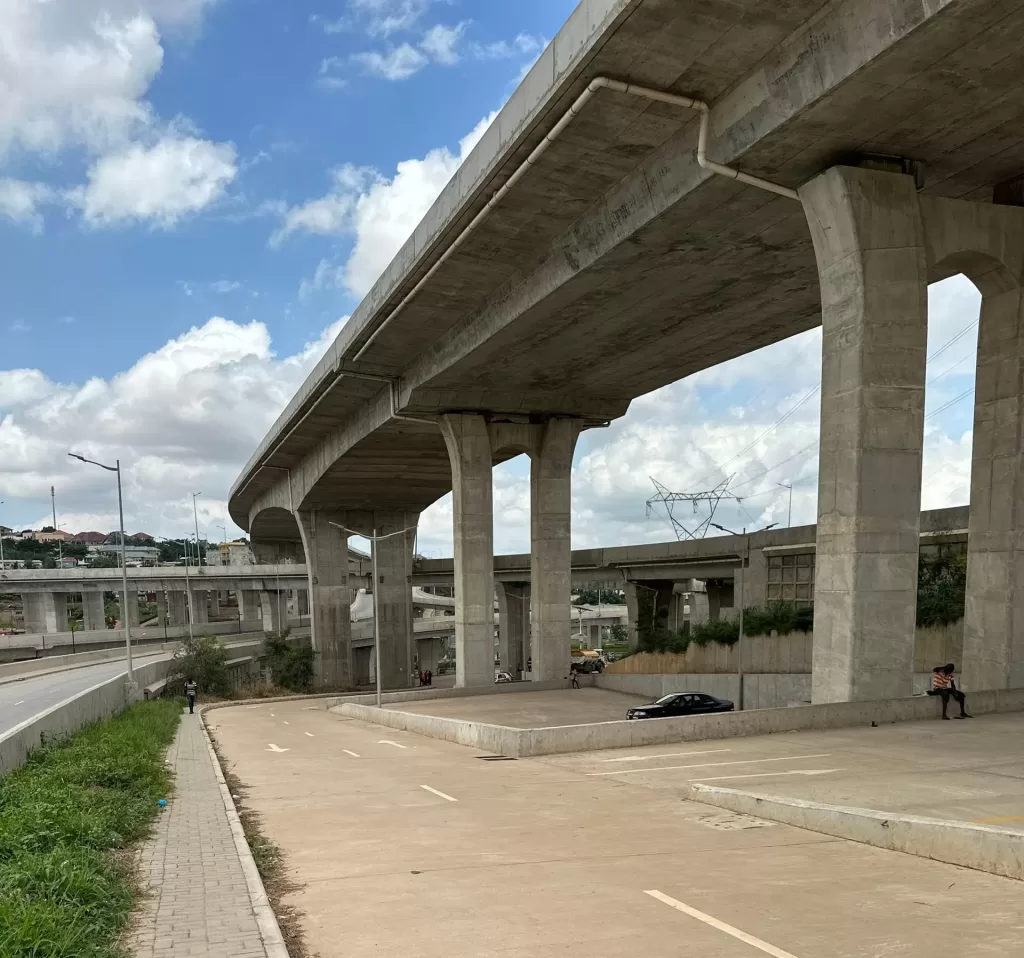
[
  {"x1": 2, "y1": 0, "x2": 575, "y2": 379},
  {"x1": 0, "y1": 0, "x2": 982, "y2": 553}
]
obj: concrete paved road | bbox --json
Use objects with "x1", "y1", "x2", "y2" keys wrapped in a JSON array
[
  {"x1": 210, "y1": 701, "x2": 1024, "y2": 958},
  {"x1": 0, "y1": 651, "x2": 167, "y2": 736},
  {"x1": 540, "y1": 711, "x2": 1024, "y2": 827}
]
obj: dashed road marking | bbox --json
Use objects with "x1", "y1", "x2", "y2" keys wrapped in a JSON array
[
  {"x1": 421, "y1": 785, "x2": 458, "y2": 802},
  {"x1": 282, "y1": 721, "x2": 289, "y2": 725},
  {"x1": 601, "y1": 749, "x2": 732, "y2": 763},
  {"x1": 305, "y1": 732, "x2": 315, "y2": 737},
  {"x1": 644, "y1": 890, "x2": 801, "y2": 958},
  {"x1": 696, "y1": 769, "x2": 842, "y2": 784},
  {"x1": 588, "y1": 754, "x2": 832, "y2": 776},
  {"x1": 13, "y1": 700, "x2": 24, "y2": 706},
  {"x1": 266, "y1": 744, "x2": 289, "y2": 753},
  {"x1": 343, "y1": 749, "x2": 360, "y2": 758},
  {"x1": 379, "y1": 740, "x2": 408, "y2": 749}
]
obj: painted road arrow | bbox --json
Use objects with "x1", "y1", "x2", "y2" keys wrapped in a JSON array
[{"x1": 266, "y1": 744, "x2": 290, "y2": 753}]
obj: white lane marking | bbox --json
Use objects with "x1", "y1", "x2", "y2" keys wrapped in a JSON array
[
  {"x1": 378, "y1": 740, "x2": 408, "y2": 749},
  {"x1": 343, "y1": 749, "x2": 360, "y2": 758},
  {"x1": 14, "y1": 700, "x2": 24, "y2": 706},
  {"x1": 282, "y1": 721, "x2": 289, "y2": 725},
  {"x1": 602, "y1": 749, "x2": 732, "y2": 763},
  {"x1": 696, "y1": 768, "x2": 842, "y2": 784},
  {"x1": 302, "y1": 707, "x2": 320, "y2": 710},
  {"x1": 645, "y1": 890, "x2": 801, "y2": 957},
  {"x1": 305, "y1": 732, "x2": 315, "y2": 737},
  {"x1": 266, "y1": 744, "x2": 289, "y2": 753},
  {"x1": 270, "y1": 712, "x2": 276, "y2": 717},
  {"x1": 421, "y1": 785, "x2": 458, "y2": 802},
  {"x1": 245, "y1": 705, "x2": 263, "y2": 709},
  {"x1": 588, "y1": 754, "x2": 832, "y2": 776}
]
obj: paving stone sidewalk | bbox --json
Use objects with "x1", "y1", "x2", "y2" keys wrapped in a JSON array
[{"x1": 129, "y1": 711, "x2": 270, "y2": 958}]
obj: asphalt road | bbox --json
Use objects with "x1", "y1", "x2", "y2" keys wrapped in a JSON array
[{"x1": 0, "y1": 651, "x2": 169, "y2": 737}]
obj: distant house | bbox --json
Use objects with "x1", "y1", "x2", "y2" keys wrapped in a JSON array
[
  {"x1": 0, "y1": 525, "x2": 12, "y2": 536},
  {"x1": 73, "y1": 531, "x2": 107, "y2": 544},
  {"x1": 34, "y1": 529, "x2": 73, "y2": 542},
  {"x1": 131, "y1": 531, "x2": 155, "y2": 542}
]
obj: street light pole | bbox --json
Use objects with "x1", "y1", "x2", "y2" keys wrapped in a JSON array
[
  {"x1": 0, "y1": 501, "x2": 5, "y2": 569},
  {"x1": 711, "y1": 521, "x2": 746, "y2": 711},
  {"x1": 777, "y1": 482, "x2": 793, "y2": 527},
  {"x1": 192, "y1": 492, "x2": 203, "y2": 566},
  {"x1": 69, "y1": 454, "x2": 134, "y2": 686},
  {"x1": 329, "y1": 520, "x2": 418, "y2": 707},
  {"x1": 51, "y1": 486, "x2": 63, "y2": 566}
]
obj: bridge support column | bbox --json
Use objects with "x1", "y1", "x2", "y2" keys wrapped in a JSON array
[
  {"x1": 497, "y1": 582, "x2": 529, "y2": 675},
  {"x1": 297, "y1": 589, "x2": 310, "y2": 616},
  {"x1": 649, "y1": 580, "x2": 675, "y2": 635},
  {"x1": 208, "y1": 592, "x2": 221, "y2": 618},
  {"x1": 83, "y1": 591, "x2": 106, "y2": 631},
  {"x1": 800, "y1": 166, "x2": 928, "y2": 703},
  {"x1": 259, "y1": 590, "x2": 285, "y2": 633},
  {"x1": 189, "y1": 590, "x2": 209, "y2": 627},
  {"x1": 167, "y1": 591, "x2": 188, "y2": 627},
  {"x1": 364, "y1": 511, "x2": 417, "y2": 691},
  {"x1": 297, "y1": 510, "x2": 352, "y2": 688},
  {"x1": 623, "y1": 581, "x2": 639, "y2": 649},
  {"x1": 440, "y1": 413, "x2": 496, "y2": 688},
  {"x1": 956, "y1": 209, "x2": 1024, "y2": 691},
  {"x1": 239, "y1": 589, "x2": 262, "y2": 624},
  {"x1": 23, "y1": 592, "x2": 67, "y2": 633},
  {"x1": 122, "y1": 590, "x2": 139, "y2": 629},
  {"x1": 529, "y1": 418, "x2": 582, "y2": 681}
]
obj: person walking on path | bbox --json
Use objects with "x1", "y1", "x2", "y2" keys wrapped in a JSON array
[
  {"x1": 184, "y1": 677, "x2": 198, "y2": 714},
  {"x1": 928, "y1": 663, "x2": 971, "y2": 720}
]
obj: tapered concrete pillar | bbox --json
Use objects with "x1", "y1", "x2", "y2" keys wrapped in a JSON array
[
  {"x1": 650, "y1": 580, "x2": 675, "y2": 634},
  {"x1": 963, "y1": 283, "x2": 1024, "y2": 691},
  {"x1": 529, "y1": 418, "x2": 582, "y2": 681},
  {"x1": 167, "y1": 591, "x2": 188, "y2": 627},
  {"x1": 239, "y1": 589, "x2": 262, "y2": 623},
  {"x1": 259, "y1": 590, "x2": 285, "y2": 632},
  {"x1": 208, "y1": 592, "x2": 221, "y2": 618},
  {"x1": 189, "y1": 590, "x2": 209, "y2": 626},
  {"x1": 623, "y1": 581, "x2": 639, "y2": 648},
  {"x1": 122, "y1": 590, "x2": 140, "y2": 629},
  {"x1": 497, "y1": 581, "x2": 529, "y2": 674},
  {"x1": 83, "y1": 591, "x2": 106, "y2": 631},
  {"x1": 440, "y1": 413, "x2": 495, "y2": 688},
  {"x1": 23, "y1": 592, "x2": 68, "y2": 633},
  {"x1": 297, "y1": 509, "x2": 352, "y2": 688},
  {"x1": 367, "y1": 511, "x2": 417, "y2": 690},
  {"x1": 800, "y1": 166, "x2": 928, "y2": 703}
]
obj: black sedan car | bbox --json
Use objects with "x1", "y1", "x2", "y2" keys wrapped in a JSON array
[{"x1": 626, "y1": 692, "x2": 734, "y2": 720}]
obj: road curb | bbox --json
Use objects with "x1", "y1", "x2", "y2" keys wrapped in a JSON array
[
  {"x1": 688, "y1": 784, "x2": 1024, "y2": 881},
  {"x1": 199, "y1": 707, "x2": 291, "y2": 958}
]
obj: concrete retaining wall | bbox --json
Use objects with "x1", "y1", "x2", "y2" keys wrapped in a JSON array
[
  {"x1": 689, "y1": 785, "x2": 1024, "y2": 882},
  {"x1": 0, "y1": 657, "x2": 171, "y2": 776},
  {"x1": 336, "y1": 687, "x2": 1024, "y2": 758},
  {"x1": 596, "y1": 672, "x2": 810, "y2": 709},
  {"x1": 325, "y1": 679, "x2": 570, "y2": 709}
]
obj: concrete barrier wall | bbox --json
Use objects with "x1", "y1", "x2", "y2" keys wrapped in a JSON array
[
  {"x1": 0, "y1": 657, "x2": 171, "y2": 776},
  {"x1": 337, "y1": 687, "x2": 1024, "y2": 758},
  {"x1": 688, "y1": 785, "x2": 1024, "y2": 882},
  {"x1": 325, "y1": 679, "x2": 569, "y2": 709},
  {"x1": 596, "y1": 672, "x2": 811, "y2": 709},
  {"x1": 3, "y1": 616, "x2": 309, "y2": 656}
]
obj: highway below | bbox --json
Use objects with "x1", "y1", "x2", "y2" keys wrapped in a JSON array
[{"x1": 0, "y1": 650, "x2": 169, "y2": 737}]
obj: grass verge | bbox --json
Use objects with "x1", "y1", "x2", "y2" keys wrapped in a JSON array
[
  {"x1": 210, "y1": 739, "x2": 311, "y2": 958},
  {"x1": 0, "y1": 699, "x2": 182, "y2": 958}
]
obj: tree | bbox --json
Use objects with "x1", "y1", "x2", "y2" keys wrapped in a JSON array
[
  {"x1": 572, "y1": 587, "x2": 625, "y2": 605},
  {"x1": 263, "y1": 630, "x2": 316, "y2": 691},
  {"x1": 169, "y1": 635, "x2": 231, "y2": 698},
  {"x1": 608, "y1": 623, "x2": 629, "y2": 646}
]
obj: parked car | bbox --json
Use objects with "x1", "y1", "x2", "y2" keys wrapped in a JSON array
[
  {"x1": 626, "y1": 692, "x2": 734, "y2": 720},
  {"x1": 495, "y1": 671, "x2": 514, "y2": 684}
]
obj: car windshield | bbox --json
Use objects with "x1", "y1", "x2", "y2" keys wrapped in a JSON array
[{"x1": 654, "y1": 694, "x2": 679, "y2": 705}]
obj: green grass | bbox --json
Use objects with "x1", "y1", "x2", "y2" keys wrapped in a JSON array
[{"x1": 0, "y1": 699, "x2": 182, "y2": 958}]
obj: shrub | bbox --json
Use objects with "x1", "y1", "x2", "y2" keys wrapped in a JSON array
[
  {"x1": 917, "y1": 553, "x2": 966, "y2": 627},
  {"x1": 168, "y1": 634, "x2": 231, "y2": 698},
  {"x1": 263, "y1": 631, "x2": 316, "y2": 691}
]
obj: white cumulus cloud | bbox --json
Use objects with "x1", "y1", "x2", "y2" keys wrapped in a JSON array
[
  {"x1": 71, "y1": 136, "x2": 238, "y2": 228},
  {"x1": 0, "y1": 314, "x2": 346, "y2": 537},
  {"x1": 281, "y1": 112, "x2": 495, "y2": 296},
  {"x1": 0, "y1": 178, "x2": 53, "y2": 231}
]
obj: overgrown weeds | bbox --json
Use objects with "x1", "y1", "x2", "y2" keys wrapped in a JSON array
[{"x1": 0, "y1": 700, "x2": 181, "y2": 958}]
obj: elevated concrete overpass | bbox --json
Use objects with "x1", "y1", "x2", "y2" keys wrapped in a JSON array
[{"x1": 230, "y1": 0, "x2": 1024, "y2": 699}]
